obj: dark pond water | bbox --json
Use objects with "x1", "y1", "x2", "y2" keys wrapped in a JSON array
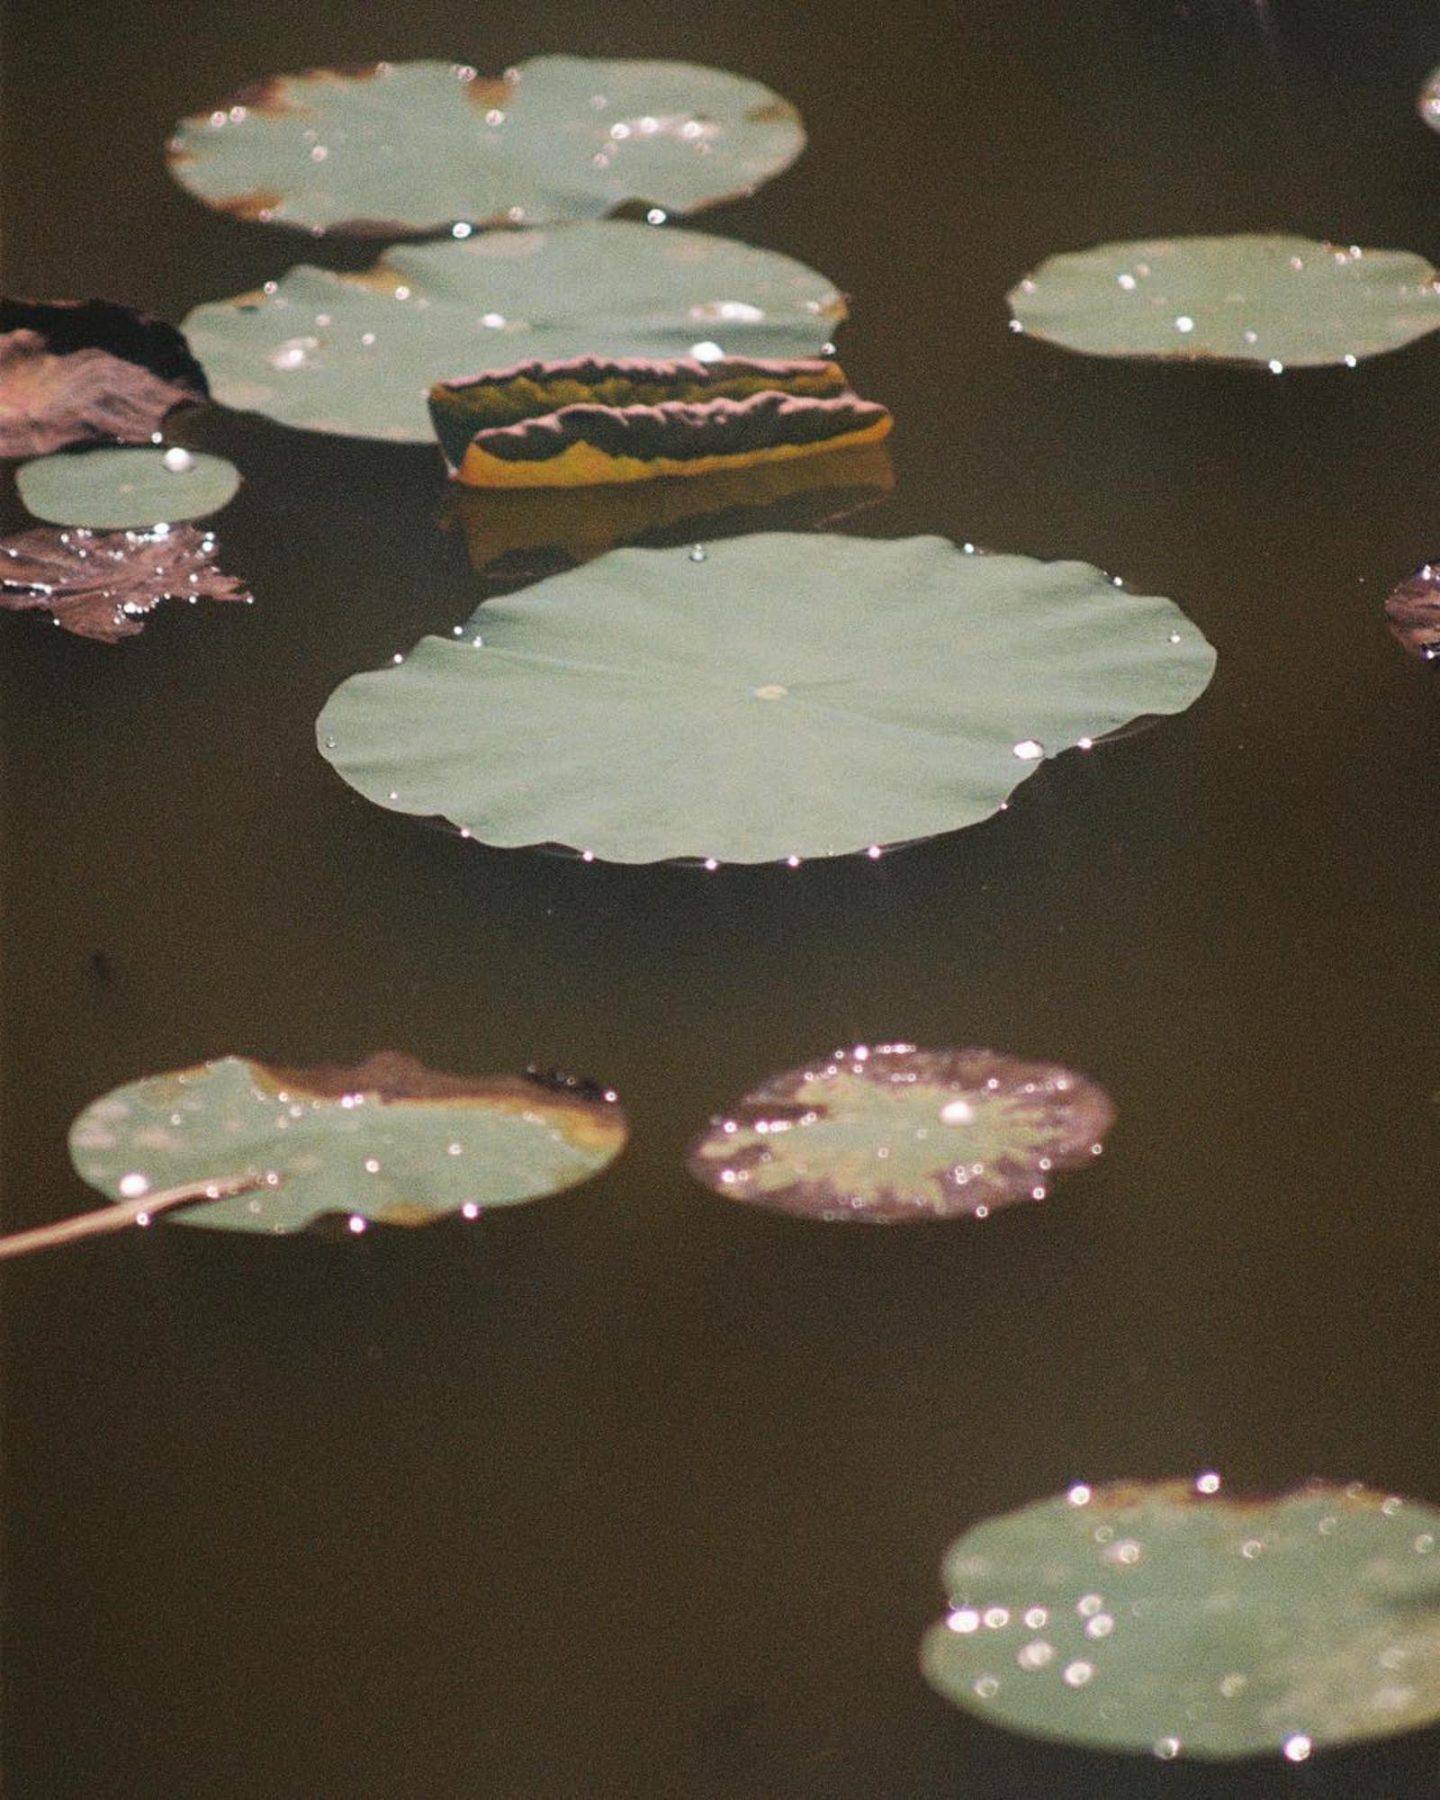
[{"x1": 3, "y1": 1, "x2": 1438, "y2": 1794}]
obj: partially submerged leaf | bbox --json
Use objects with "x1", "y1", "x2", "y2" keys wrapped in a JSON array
[
  {"x1": 182, "y1": 223, "x2": 845, "y2": 441},
  {"x1": 687, "y1": 1045, "x2": 1114, "y2": 1221},
  {"x1": 16, "y1": 446, "x2": 241, "y2": 528},
  {"x1": 1385, "y1": 561, "x2": 1440, "y2": 662},
  {"x1": 920, "y1": 1479, "x2": 1440, "y2": 1760},
  {"x1": 69, "y1": 1052, "x2": 628, "y2": 1234},
  {"x1": 450, "y1": 438, "x2": 894, "y2": 578},
  {"x1": 0, "y1": 298, "x2": 207, "y2": 457},
  {"x1": 1009, "y1": 236, "x2": 1440, "y2": 367},
  {"x1": 316, "y1": 533, "x2": 1216, "y2": 865},
  {"x1": 0, "y1": 523, "x2": 250, "y2": 641},
  {"x1": 168, "y1": 57, "x2": 804, "y2": 236}
]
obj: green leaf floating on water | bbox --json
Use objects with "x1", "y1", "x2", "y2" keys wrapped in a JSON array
[
  {"x1": 317, "y1": 534, "x2": 1216, "y2": 865},
  {"x1": 1009, "y1": 235, "x2": 1440, "y2": 368},
  {"x1": 167, "y1": 57, "x2": 804, "y2": 237},
  {"x1": 16, "y1": 447, "x2": 240, "y2": 528},
  {"x1": 68, "y1": 1052, "x2": 628, "y2": 1234},
  {"x1": 687, "y1": 1045, "x2": 1114, "y2": 1221},
  {"x1": 920, "y1": 1479, "x2": 1440, "y2": 1761},
  {"x1": 182, "y1": 223, "x2": 845, "y2": 441}
]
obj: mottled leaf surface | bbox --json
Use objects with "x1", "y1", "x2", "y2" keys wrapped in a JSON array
[
  {"x1": 70, "y1": 1052, "x2": 627, "y2": 1234},
  {"x1": 168, "y1": 57, "x2": 803, "y2": 236},
  {"x1": 183, "y1": 223, "x2": 844, "y2": 441},
  {"x1": 921, "y1": 1480, "x2": 1440, "y2": 1760},
  {"x1": 687, "y1": 1045, "x2": 1114, "y2": 1221}
]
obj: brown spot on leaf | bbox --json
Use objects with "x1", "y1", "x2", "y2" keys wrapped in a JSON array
[
  {"x1": 215, "y1": 187, "x2": 285, "y2": 223},
  {"x1": 252, "y1": 1051, "x2": 626, "y2": 1152}
]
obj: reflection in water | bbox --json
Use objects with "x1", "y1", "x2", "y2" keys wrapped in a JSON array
[
  {"x1": 921, "y1": 1479, "x2": 1440, "y2": 1760},
  {"x1": 0, "y1": 523, "x2": 251, "y2": 641},
  {"x1": 447, "y1": 439, "x2": 894, "y2": 580},
  {"x1": 686, "y1": 1044, "x2": 1113, "y2": 1222}
]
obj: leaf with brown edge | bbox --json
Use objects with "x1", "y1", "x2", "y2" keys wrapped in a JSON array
[
  {"x1": 68, "y1": 1052, "x2": 628, "y2": 1234},
  {"x1": 0, "y1": 299, "x2": 208, "y2": 457},
  {"x1": 0, "y1": 524, "x2": 250, "y2": 642}
]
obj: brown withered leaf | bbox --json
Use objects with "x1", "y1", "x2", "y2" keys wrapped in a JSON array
[
  {"x1": 0, "y1": 298, "x2": 209, "y2": 457},
  {"x1": 1385, "y1": 561, "x2": 1440, "y2": 662},
  {"x1": 0, "y1": 524, "x2": 250, "y2": 642}
]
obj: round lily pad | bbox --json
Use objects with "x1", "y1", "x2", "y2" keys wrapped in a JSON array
[
  {"x1": 182, "y1": 223, "x2": 844, "y2": 441},
  {"x1": 167, "y1": 57, "x2": 804, "y2": 237},
  {"x1": 16, "y1": 447, "x2": 240, "y2": 528},
  {"x1": 316, "y1": 534, "x2": 1216, "y2": 865},
  {"x1": 922, "y1": 1480, "x2": 1440, "y2": 1762},
  {"x1": 69, "y1": 1052, "x2": 628, "y2": 1234},
  {"x1": 686, "y1": 1045, "x2": 1114, "y2": 1222},
  {"x1": 1008, "y1": 236, "x2": 1440, "y2": 368}
]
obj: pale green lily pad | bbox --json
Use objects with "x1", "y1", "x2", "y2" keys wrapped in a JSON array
[
  {"x1": 182, "y1": 223, "x2": 844, "y2": 441},
  {"x1": 317, "y1": 534, "x2": 1216, "y2": 865},
  {"x1": 921, "y1": 1479, "x2": 1440, "y2": 1761},
  {"x1": 687, "y1": 1045, "x2": 1114, "y2": 1221},
  {"x1": 167, "y1": 58, "x2": 804, "y2": 237},
  {"x1": 1009, "y1": 235, "x2": 1440, "y2": 367},
  {"x1": 69, "y1": 1052, "x2": 628, "y2": 1234},
  {"x1": 16, "y1": 447, "x2": 240, "y2": 528}
]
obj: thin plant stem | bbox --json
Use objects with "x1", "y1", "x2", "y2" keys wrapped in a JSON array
[{"x1": 0, "y1": 1174, "x2": 260, "y2": 1263}]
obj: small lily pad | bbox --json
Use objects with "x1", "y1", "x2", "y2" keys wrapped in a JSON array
[
  {"x1": 1385, "y1": 561, "x2": 1440, "y2": 662},
  {"x1": 0, "y1": 523, "x2": 250, "y2": 641},
  {"x1": 168, "y1": 58, "x2": 804, "y2": 236},
  {"x1": 686, "y1": 1045, "x2": 1114, "y2": 1222},
  {"x1": 69, "y1": 1052, "x2": 628, "y2": 1234},
  {"x1": 920, "y1": 1478, "x2": 1440, "y2": 1760},
  {"x1": 1009, "y1": 236, "x2": 1440, "y2": 367},
  {"x1": 0, "y1": 298, "x2": 208, "y2": 457},
  {"x1": 316, "y1": 534, "x2": 1216, "y2": 865},
  {"x1": 16, "y1": 447, "x2": 241, "y2": 528},
  {"x1": 182, "y1": 223, "x2": 845, "y2": 441}
]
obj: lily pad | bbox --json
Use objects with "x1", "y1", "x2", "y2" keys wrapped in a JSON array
[
  {"x1": 1385, "y1": 561, "x2": 1440, "y2": 662},
  {"x1": 0, "y1": 523, "x2": 250, "y2": 641},
  {"x1": 920, "y1": 1478, "x2": 1440, "y2": 1761},
  {"x1": 182, "y1": 223, "x2": 845, "y2": 441},
  {"x1": 69, "y1": 1052, "x2": 628, "y2": 1234},
  {"x1": 1008, "y1": 236, "x2": 1440, "y2": 368},
  {"x1": 167, "y1": 58, "x2": 804, "y2": 237},
  {"x1": 16, "y1": 447, "x2": 241, "y2": 528},
  {"x1": 686, "y1": 1045, "x2": 1114, "y2": 1222},
  {"x1": 316, "y1": 534, "x2": 1216, "y2": 865},
  {"x1": 0, "y1": 297, "x2": 208, "y2": 457}
]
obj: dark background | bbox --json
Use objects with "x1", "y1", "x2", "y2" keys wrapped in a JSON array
[{"x1": 3, "y1": 1, "x2": 1439, "y2": 1794}]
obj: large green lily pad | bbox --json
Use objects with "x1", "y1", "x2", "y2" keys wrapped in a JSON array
[
  {"x1": 1009, "y1": 235, "x2": 1440, "y2": 367},
  {"x1": 69, "y1": 1052, "x2": 628, "y2": 1234},
  {"x1": 182, "y1": 224, "x2": 845, "y2": 441},
  {"x1": 687, "y1": 1045, "x2": 1114, "y2": 1221},
  {"x1": 16, "y1": 447, "x2": 240, "y2": 528},
  {"x1": 167, "y1": 58, "x2": 804, "y2": 237},
  {"x1": 921, "y1": 1479, "x2": 1440, "y2": 1761},
  {"x1": 317, "y1": 534, "x2": 1216, "y2": 865}
]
